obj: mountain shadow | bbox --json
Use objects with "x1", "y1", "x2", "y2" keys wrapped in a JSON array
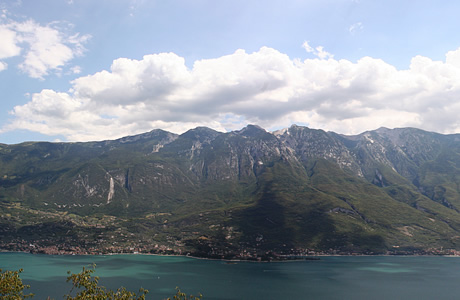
[{"x1": 233, "y1": 179, "x2": 295, "y2": 251}]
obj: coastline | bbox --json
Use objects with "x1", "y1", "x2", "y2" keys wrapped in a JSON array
[
  {"x1": 2, "y1": 249, "x2": 460, "y2": 263},
  {"x1": 0, "y1": 249, "x2": 321, "y2": 262}
]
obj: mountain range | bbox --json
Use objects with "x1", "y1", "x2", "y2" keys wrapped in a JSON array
[{"x1": 2, "y1": 124, "x2": 460, "y2": 258}]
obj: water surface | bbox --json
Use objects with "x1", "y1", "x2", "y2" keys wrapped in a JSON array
[{"x1": 1, "y1": 253, "x2": 460, "y2": 299}]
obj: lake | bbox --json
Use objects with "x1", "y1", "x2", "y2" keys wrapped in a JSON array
[{"x1": 1, "y1": 253, "x2": 460, "y2": 299}]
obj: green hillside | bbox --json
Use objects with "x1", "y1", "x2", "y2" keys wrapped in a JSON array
[{"x1": 2, "y1": 125, "x2": 460, "y2": 258}]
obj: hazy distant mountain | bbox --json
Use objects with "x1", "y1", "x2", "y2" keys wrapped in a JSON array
[{"x1": 2, "y1": 125, "x2": 460, "y2": 257}]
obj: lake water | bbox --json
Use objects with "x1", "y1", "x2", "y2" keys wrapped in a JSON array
[{"x1": 2, "y1": 253, "x2": 460, "y2": 299}]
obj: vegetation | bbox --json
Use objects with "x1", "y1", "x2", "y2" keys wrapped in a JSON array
[
  {"x1": 2, "y1": 125, "x2": 460, "y2": 256},
  {"x1": 0, "y1": 266, "x2": 201, "y2": 300},
  {"x1": 65, "y1": 264, "x2": 148, "y2": 300},
  {"x1": 0, "y1": 268, "x2": 34, "y2": 299},
  {"x1": 166, "y1": 288, "x2": 202, "y2": 300}
]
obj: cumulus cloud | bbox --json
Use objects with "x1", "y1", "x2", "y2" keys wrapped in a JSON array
[
  {"x1": 0, "y1": 14, "x2": 90, "y2": 78},
  {"x1": 5, "y1": 45, "x2": 460, "y2": 141}
]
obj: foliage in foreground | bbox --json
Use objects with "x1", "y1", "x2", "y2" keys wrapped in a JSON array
[
  {"x1": 0, "y1": 266, "x2": 202, "y2": 299},
  {"x1": 65, "y1": 264, "x2": 148, "y2": 300},
  {"x1": 0, "y1": 268, "x2": 34, "y2": 299},
  {"x1": 166, "y1": 287, "x2": 202, "y2": 300}
]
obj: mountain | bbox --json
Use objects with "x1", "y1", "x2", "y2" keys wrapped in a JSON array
[{"x1": 2, "y1": 125, "x2": 460, "y2": 258}]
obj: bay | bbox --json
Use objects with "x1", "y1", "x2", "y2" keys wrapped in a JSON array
[{"x1": 2, "y1": 253, "x2": 460, "y2": 299}]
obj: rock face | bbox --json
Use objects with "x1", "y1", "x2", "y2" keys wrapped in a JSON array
[{"x1": 2, "y1": 125, "x2": 460, "y2": 254}]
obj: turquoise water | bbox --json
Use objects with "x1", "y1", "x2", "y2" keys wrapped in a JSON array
[{"x1": 2, "y1": 253, "x2": 460, "y2": 299}]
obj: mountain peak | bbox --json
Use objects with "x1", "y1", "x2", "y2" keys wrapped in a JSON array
[
  {"x1": 235, "y1": 124, "x2": 269, "y2": 137},
  {"x1": 109, "y1": 129, "x2": 178, "y2": 145},
  {"x1": 180, "y1": 126, "x2": 221, "y2": 142},
  {"x1": 183, "y1": 126, "x2": 220, "y2": 135},
  {"x1": 375, "y1": 127, "x2": 391, "y2": 134},
  {"x1": 272, "y1": 127, "x2": 289, "y2": 136}
]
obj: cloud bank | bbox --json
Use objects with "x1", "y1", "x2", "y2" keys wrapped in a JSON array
[
  {"x1": 5, "y1": 45, "x2": 460, "y2": 141},
  {"x1": 0, "y1": 12, "x2": 90, "y2": 78}
]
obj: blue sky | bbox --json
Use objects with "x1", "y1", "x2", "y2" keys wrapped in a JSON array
[{"x1": 1, "y1": 0, "x2": 460, "y2": 143}]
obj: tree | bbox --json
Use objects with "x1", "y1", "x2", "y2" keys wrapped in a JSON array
[
  {"x1": 65, "y1": 264, "x2": 148, "y2": 300},
  {"x1": 1, "y1": 265, "x2": 201, "y2": 299},
  {"x1": 166, "y1": 287, "x2": 202, "y2": 300},
  {"x1": 0, "y1": 268, "x2": 34, "y2": 299}
]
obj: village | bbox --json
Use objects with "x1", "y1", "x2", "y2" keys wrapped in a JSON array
[{"x1": 2, "y1": 237, "x2": 460, "y2": 261}]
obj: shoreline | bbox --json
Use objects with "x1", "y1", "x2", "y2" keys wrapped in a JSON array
[
  {"x1": 2, "y1": 249, "x2": 460, "y2": 262},
  {"x1": 0, "y1": 249, "x2": 321, "y2": 262}
]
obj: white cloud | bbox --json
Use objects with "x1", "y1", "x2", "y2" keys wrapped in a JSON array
[
  {"x1": 349, "y1": 22, "x2": 363, "y2": 35},
  {"x1": 302, "y1": 41, "x2": 334, "y2": 60},
  {"x1": 5, "y1": 45, "x2": 460, "y2": 141},
  {"x1": 0, "y1": 14, "x2": 90, "y2": 78},
  {"x1": 0, "y1": 25, "x2": 21, "y2": 59},
  {"x1": 68, "y1": 65, "x2": 82, "y2": 75},
  {"x1": 0, "y1": 61, "x2": 7, "y2": 71}
]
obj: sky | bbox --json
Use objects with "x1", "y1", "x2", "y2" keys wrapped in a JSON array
[{"x1": 1, "y1": 0, "x2": 460, "y2": 144}]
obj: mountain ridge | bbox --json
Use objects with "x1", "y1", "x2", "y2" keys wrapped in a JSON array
[{"x1": 2, "y1": 124, "x2": 460, "y2": 258}]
